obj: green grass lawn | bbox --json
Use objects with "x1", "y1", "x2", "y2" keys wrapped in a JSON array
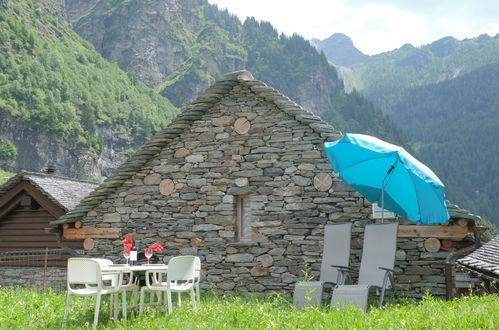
[{"x1": 0, "y1": 287, "x2": 497, "y2": 329}]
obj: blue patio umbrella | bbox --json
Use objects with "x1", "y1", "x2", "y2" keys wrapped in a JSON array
[{"x1": 324, "y1": 133, "x2": 450, "y2": 224}]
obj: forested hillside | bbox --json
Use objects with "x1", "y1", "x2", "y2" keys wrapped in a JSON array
[
  {"x1": 0, "y1": 0, "x2": 178, "y2": 178},
  {"x1": 66, "y1": 0, "x2": 406, "y2": 145},
  {"x1": 318, "y1": 32, "x2": 499, "y2": 226},
  {"x1": 392, "y1": 64, "x2": 499, "y2": 226},
  {"x1": 345, "y1": 34, "x2": 499, "y2": 111},
  {"x1": 0, "y1": 0, "x2": 407, "y2": 181}
]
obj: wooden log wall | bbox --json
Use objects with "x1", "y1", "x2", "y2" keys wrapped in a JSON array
[{"x1": 0, "y1": 204, "x2": 82, "y2": 266}]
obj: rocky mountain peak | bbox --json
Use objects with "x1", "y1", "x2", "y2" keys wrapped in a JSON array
[{"x1": 312, "y1": 33, "x2": 369, "y2": 66}]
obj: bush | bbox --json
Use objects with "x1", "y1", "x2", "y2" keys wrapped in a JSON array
[{"x1": 0, "y1": 140, "x2": 17, "y2": 160}]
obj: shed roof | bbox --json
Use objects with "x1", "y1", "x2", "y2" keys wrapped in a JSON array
[
  {"x1": 51, "y1": 70, "x2": 342, "y2": 225},
  {"x1": 458, "y1": 235, "x2": 499, "y2": 279},
  {"x1": 446, "y1": 201, "x2": 481, "y2": 222},
  {"x1": 0, "y1": 172, "x2": 98, "y2": 212}
]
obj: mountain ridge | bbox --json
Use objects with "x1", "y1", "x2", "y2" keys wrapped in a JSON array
[
  {"x1": 311, "y1": 33, "x2": 369, "y2": 66},
  {"x1": 317, "y1": 31, "x2": 499, "y2": 227},
  {"x1": 338, "y1": 32, "x2": 499, "y2": 111}
]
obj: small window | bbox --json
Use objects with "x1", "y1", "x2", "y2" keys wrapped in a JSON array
[{"x1": 236, "y1": 195, "x2": 251, "y2": 241}]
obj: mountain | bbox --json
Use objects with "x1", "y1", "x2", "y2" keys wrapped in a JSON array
[
  {"x1": 0, "y1": 0, "x2": 178, "y2": 179},
  {"x1": 324, "y1": 33, "x2": 499, "y2": 227},
  {"x1": 311, "y1": 33, "x2": 369, "y2": 66},
  {"x1": 392, "y1": 63, "x2": 499, "y2": 226},
  {"x1": 67, "y1": 0, "x2": 245, "y2": 108},
  {"x1": 341, "y1": 34, "x2": 499, "y2": 111},
  {"x1": 66, "y1": 0, "x2": 341, "y2": 114},
  {"x1": 64, "y1": 0, "x2": 406, "y2": 145},
  {"x1": 0, "y1": 0, "x2": 407, "y2": 182}
]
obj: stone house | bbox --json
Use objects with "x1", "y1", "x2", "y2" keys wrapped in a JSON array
[{"x1": 52, "y1": 70, "x2": 476, "y2": 298}]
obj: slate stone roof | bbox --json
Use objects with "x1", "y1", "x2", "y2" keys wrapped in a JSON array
[
  {"x1": 0, "y1": 172, "x2": 98, "y2": 211},
  {"x1": 458, "y1": 235, "x2": 499, "y2": 279},
  {"x1": 446, "y1": 201, "x2": 481, "y2": 222},
  {"x1": 51, "y1": 70, "x2": 341, "y2": 225}
]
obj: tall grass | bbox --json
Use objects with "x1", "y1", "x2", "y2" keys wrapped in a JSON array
[{"x1": 0, "y1": 287, "x2": 497, "y2": 329}]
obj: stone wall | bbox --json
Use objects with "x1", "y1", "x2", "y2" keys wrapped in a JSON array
[
  {"x1": 0, "y1": 267, "x2": 67, "y2": 291},
  {"x1": 77, "y1": 78, "x2": 450, "y2": 298},
  {"x1": 394, "y1": 239, "x2": 449, "y2": 297}
]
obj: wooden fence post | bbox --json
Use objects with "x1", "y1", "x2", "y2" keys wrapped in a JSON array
[{"x1": 43, "y1": 248, "x2": 48, "y2": 290}]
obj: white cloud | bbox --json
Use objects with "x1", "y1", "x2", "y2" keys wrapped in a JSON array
[
  {"x1": 333, "y1": 4, "x2": 428, "y2": 54},
  {"x1": 208, "y1": 0, "x2": 499, "y2": 55}
]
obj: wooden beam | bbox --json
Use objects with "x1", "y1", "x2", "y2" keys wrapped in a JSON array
[
  {"x1": 398, "y1": 225, "x2": 469, "y2": 239},
  {"x1": 83, "y1": 238, "x2": 95, "y2": 250},
  {"x1": 0, "y1": 193, "x2": 25, "y2": 220},
  {"x1": 63, "y1": 227, "x2": 120, "y2": 240},
  {"x1": 0, "y1": 229, "x2": 57, "y2": 236},
  {"x1": 0, "y1": 223, "x2": 48, "y2": 230},
  {"x1": 0, "y1": 181, "x2": 66, "y2": 220},
  {"x1": 21, "y1": 182, "x2": 67, "y2": 218},
  {"x1": 424, "y1": 237, "x2": 441, "y2": 252}
]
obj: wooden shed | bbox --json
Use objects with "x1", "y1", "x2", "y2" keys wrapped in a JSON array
[
  {"x1": 457, "y1": 235, "x2": 499, "y2": 293},
  {"x1": 0, "y1": 172, "x2": 98, "y2": 266}
]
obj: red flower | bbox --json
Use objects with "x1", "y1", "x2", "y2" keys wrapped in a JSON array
[
  {"x1": 148, "y1": 242, "x2": 163, "y2": 252},
  {"x1": 123, "y1": 235, "x2": 133, "y2": 250}
]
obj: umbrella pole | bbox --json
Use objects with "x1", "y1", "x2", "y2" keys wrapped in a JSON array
[
  {"x1": 381, "y1": 165, "x2": 395, "y2": 223},
  {"x1": 381, "y1": 181, "x2": 384, "y2": 223}
]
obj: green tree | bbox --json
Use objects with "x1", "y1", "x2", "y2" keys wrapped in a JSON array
[{"x1": 0, "y1": 140, "x2": 17, "y2": 160}]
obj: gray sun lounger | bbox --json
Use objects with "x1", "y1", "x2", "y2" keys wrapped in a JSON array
[
  {"x1": 293, "y1": 222, "x2": 352, "y2": 309},
  {"x1": 330, "y1": 222, "x2": 399, "y2": 311}
]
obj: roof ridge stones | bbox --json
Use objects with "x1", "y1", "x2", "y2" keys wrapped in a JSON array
[
  {"x1": 445, "y1": 201, "x2": 481, "y2": 221},
  {"x1": 0, "y1": 171, "x2": 98, "y2": 196},
  {"x1": 0, "y1": 171, "x2": 97, "y2": 187},
  {"x1": 52, "y1": 70, "x2": 341, "y2": 225}
]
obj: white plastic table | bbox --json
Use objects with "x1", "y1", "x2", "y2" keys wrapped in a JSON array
[
  {"x1": 101, "y1": 264, "x2": 169, "y2": 318},
  {"x1": 102, "y1": 264, "x2": 169, "y2": 272}
]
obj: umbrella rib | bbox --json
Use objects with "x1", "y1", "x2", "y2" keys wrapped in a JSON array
[{"x1": 406, "y1": 169, "x2": 422, "y2": 223}]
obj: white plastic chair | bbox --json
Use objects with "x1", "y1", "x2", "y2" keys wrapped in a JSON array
[
  {"x1": 139, "y1": 269, "x2": 165, "y2": 312},
  {"x1": 87, "y1": 258, "x2": 118, "y2": 320},
  {"x1": 139, "y1": 256, "x2": 197, "y2": 314},
  {"x1": 194, "y1": 256, "x2": 201, "y2": 303},
  {"x1": 91, "y1": 258, "x2": 139, "y2": 320},
  {"x1": 64, "y1": 258, "x2": 123, "y2": 329},
  {"x1": 118, "y1": 269, "x2": 140, "y2": 319}
]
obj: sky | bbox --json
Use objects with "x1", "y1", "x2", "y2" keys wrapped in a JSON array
[{"x1": 207, "y1": 0, "x2": 499, "y2": 55}]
